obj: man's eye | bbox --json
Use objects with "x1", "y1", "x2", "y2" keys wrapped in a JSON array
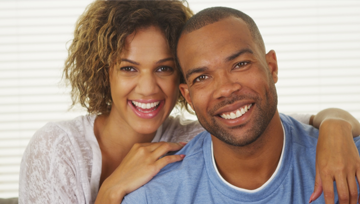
[
  {"x1": 234, "y1": 61, "x2": 250, "y2": 69},
  {"x1": 156, "y1": 66, "x2": 174, "y2": 73},
  {"x1": 120, "y1": 67, "x2": 136, "y2": 72},
  {"x1": 194, "y1": 75, "x2": 208, "y2": 83}
]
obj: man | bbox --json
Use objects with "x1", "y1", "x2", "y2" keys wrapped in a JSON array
[{"x1": 122, "y1": 7, "x2": 360, "y2": 204}]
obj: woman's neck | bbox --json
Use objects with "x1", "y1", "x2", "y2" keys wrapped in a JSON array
[
  {"x1": 96, "y1": 112, "x2": 156, "y2": 147},
  {"x1": 94, "y1": 111, "x2": 158, "y2": 185}
]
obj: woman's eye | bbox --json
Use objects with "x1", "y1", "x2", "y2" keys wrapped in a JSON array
[
  {"x1": 156, "y1": 66, "x2": 174, "y2": 73},
  {"x1": 234, "y1": 61, "x2": 250, "y2": 69},
  {"x1": 194, "y1": 75, "x2": 208, "y2": 83},
  {"x1": 120, "y1": 67, "x2": 136, "y2": 72}
]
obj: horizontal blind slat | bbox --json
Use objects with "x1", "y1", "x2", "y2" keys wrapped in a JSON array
[{"x1": 0, "y1": 0, "x2": 359, "y2": 199}]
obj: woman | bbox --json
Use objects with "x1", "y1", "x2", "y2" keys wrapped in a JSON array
[{"x1": 19, "y1": 0, "x2": 360, "y2": 204}]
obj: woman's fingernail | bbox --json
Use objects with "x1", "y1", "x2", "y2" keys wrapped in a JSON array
[
  {"x1": 308, "y1": 193, "x2": 314, "y2": 203},
  {"x1": 179, "y1": 142, "x2": 187, "y2": 146},
  {"x1": 180, "y1": 154, "x2": 186, "y2": 158}
]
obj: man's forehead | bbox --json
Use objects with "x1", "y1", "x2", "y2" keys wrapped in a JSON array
[
  {"x1": 177, "y1": 17, "x2": 255, "y2": 73},
  {"x1": 180, "y1": 16, "x2": 250, "y2": 42}
]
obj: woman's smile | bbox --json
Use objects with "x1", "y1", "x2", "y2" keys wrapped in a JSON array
[{"x1": 128, "y1": 100, "x2": 165, "y2": 119}]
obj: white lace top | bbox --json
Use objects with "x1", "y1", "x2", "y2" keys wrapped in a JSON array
[{"x1": 18, "y1": 113, "x2": 310, "y2": 204}]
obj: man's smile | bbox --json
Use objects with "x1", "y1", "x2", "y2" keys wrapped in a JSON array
[{"x1": 219, "y1": 104, "x2": 252, "y2": 120}]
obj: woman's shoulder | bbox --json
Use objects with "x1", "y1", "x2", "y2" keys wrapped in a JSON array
[
  {"x1": 35, "y1": 114, "x2": 93, "y2": 138},
  {"x1": 19, "y1": 115, "x2": 96, "y2": 203},
  {"x1": 26, "y1": 114, "x2": 97, "y2": 158},
  {"x1": 160, "y1": 115, "x2": 205, "y2": 143}
]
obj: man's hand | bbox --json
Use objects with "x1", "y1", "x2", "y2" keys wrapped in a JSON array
[{"x1": 310, "y1": 119, "x2": 360, "y2": 204}]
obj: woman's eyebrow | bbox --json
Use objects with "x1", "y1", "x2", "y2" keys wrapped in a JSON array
[
  {"x1": 156, "y1": 57, "x2": 174, "y2": 64},
  {"x1": 120, "y1": 57, "x2": 174, "y2": 65},
  {"x1": 120, "y1": 58, "x2": 139, "y2": 65}
]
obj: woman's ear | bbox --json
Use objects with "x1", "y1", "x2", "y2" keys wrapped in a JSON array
[{"x1": 265, "y1": 50, "x2": 278, "y2": 83}]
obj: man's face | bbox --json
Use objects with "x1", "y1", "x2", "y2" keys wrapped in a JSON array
[{"x1": 178, "y1": 17, "x2": 279, "y2": 146}]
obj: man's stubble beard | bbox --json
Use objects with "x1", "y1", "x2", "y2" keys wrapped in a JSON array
[{"x1": 195, "y1": 84, "x2": 278, "y2": 147}]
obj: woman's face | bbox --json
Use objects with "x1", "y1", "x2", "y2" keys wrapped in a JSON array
[{"x1": 109, "y1": 26, "x2": 179, "y2": 135}]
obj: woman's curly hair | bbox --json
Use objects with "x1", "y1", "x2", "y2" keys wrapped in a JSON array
[{"x1": 63, "y1": 0, "x2": 193, "y2": 114}]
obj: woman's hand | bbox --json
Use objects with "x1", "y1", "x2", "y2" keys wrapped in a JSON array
[
  {"x1": 95, "y1": 142, "x2": 186, "y2": 204},
  {"x1": 310, "y1": 119, "x2": 360, "y2": 204}
]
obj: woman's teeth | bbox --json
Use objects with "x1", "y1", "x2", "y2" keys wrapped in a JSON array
[
  {"x1": 220, "y1": 104, "x2": 252, "y2": 120},
  {"x1": 132, "y1": 101, "x2": 160, "y2": 109}
]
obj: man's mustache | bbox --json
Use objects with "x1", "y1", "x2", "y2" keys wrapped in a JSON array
[{"x1": 208, "y1": 94, "x2": 259, "y2": 115}]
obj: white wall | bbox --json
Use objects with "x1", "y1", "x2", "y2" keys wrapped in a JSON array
[{"x1": 0, "y1": 0, "x2": 359, "y2": 198}]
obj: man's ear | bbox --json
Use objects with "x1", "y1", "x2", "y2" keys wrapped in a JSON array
[
  {"x1": 179, "y1": 83, "x2": 194, "y2": 110},
  {"x1": 265, "y1": 50, "x2": 278, "y2": 83}
]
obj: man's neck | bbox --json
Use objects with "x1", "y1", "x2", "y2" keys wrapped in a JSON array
[{"x1": 212, "y1": 112, "x2": 284, "y2": 190}]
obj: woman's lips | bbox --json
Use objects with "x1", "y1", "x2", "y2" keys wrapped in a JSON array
[{"x1": 128, "y1": 100, "x2": 164, "y2": 119}]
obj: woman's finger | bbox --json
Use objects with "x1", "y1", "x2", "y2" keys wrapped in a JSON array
[
  {"x1": 309, "y1": 166, "x2": 323, "y2": 203},
  {"x1": 133, "y1": 142, "x2": 164, "y2": 150},
  {"x1": 334, "y1": 173, "x2": 349, "y2": 204},
  {"x1": 321, "y1": 173, "x2": 335, "y2": 204},
  {"x1": 356, "y1": 170, "x2": 360, "y2": 203},
  {"x1": 130, "y1": 142, "x2": 183, "y2": 157},
  {"x1": 155, "y1": 154, "x2": 185, "y2": 170},
  {"x1": 151, "y1": 142, "x2": 185, "y2": 159},
  {"x1": 347, "y1": 174, "x2": 358, "y2": 204}
]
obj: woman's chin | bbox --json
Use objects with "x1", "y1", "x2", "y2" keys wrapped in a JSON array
[{"x1": 133, "y1": 125, "x2": 160, "y2": 136}]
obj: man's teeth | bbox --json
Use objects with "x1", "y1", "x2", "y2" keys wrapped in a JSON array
[
  {"x1": 132, "y1": 101, "x2": 160, "y2": 109},
  {"x1": 220, "y1": 104, "x2": 252, "y2": 120}
]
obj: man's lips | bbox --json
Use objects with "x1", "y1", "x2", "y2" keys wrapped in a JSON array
[
  {"x1": 219, "y1": 104, "x2": 253, "y2": 120},
  {"x1": 213, "y1": 100, "x2": 255, "y2": 120}
]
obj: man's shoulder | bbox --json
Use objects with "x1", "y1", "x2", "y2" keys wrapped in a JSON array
[
  {"x1": 280, "y1": 113, "x2": 319, "y2": 148},
  {"x1": 161, "y1": 115, "x2": 205, "y2": 143},
  {"x1": 159, "y1": 130, "x2": 208, "y2": 174},
  {"x1": 123, "y1": 131, "x2": 210, "y2": 203}
]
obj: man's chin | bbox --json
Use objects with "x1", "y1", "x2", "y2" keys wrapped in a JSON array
[{"x1": 215, "y1": 131, "x2": 261, "y2": 147}]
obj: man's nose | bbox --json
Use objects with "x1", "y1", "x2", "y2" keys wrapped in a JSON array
[{"x1": 212, "y1": 74, "x2": 241, "y2": 99}]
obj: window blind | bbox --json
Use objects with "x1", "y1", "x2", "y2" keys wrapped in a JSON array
[
  {"x1": 0, "y1": 0, "x2": 92, "y2": 198},
  {"x1": 0, "y1": 0, "x2": 359, "y2": 198}
]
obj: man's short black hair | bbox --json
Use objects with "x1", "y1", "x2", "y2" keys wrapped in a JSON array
[{"x1": 176, "y1": 7, "x2": 266, "y2": 73}]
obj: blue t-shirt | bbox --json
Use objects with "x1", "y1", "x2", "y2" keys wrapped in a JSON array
[{"x1": 123, "y1": 114, "x2": 360, "y2": 204}]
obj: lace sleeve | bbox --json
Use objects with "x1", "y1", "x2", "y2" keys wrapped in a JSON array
[
  {"x1": 287, "y1": 113, "x2": 312, "y2": 125},
  {"x1": 19, "y1": 123, "x2": 86, "y2": 204}
]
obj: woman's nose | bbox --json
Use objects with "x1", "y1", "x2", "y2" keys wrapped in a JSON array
[{"x1": 135, "y1": 72, "x2": 160, "y2": 96}]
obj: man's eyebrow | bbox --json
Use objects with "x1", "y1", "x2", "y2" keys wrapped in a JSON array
[
  {"x1": 184, "y1": 49, "x2": 253, "y2": 81},
  {"x1": 226, "y1": 48, "x2": 253, "y2": 62},
  {"x1": 185, "y1": 67, "x2": 208, "y2": 81}
]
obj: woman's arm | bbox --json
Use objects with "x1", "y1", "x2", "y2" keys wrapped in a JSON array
[
  {"x1": 19, "y1": 124, "x2": 86, "y2": 204},
  {"x1": 310, "y1": 108, "x2": 360, "y2": 137},
  {"x1": 308, "y1": 108, "x2": 360, "y2": 203}
]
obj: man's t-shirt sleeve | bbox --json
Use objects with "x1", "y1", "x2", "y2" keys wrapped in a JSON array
[{"x1": 122, "y1": 186, "x2": 148, "y2": 204}]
